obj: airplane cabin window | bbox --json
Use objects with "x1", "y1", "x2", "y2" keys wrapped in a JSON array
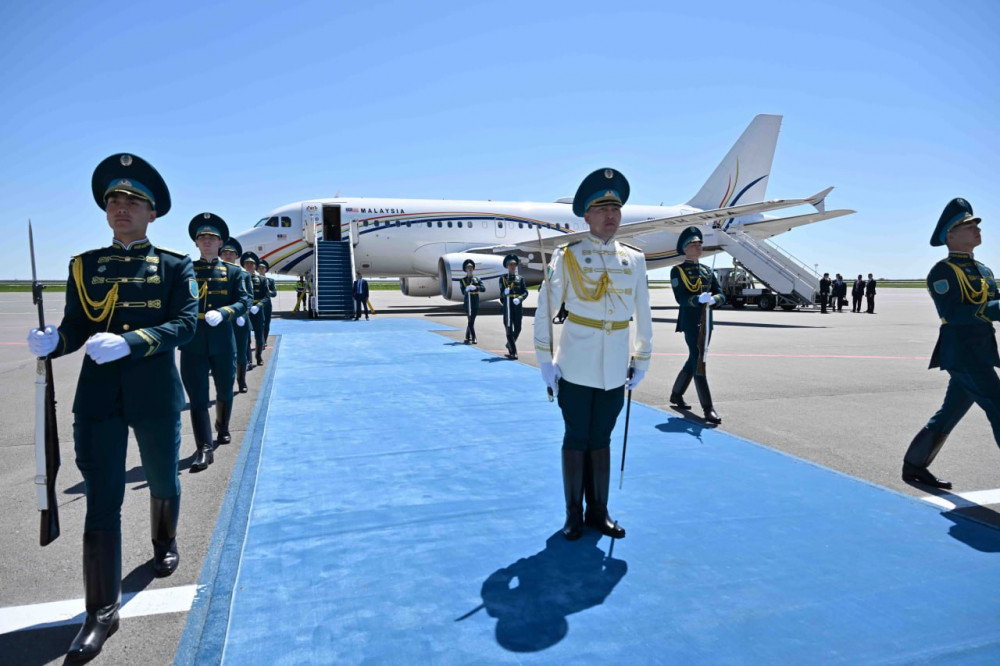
[
  {"x1": 427, "y1": 222, "x2": 431, "y2": 227},
  {"x1": 519, "y1": 223, "x2": 524, "y2": 229},
  {"x1": 406, "y1": 221, "x2": 411, "y2": 227},
  {"x1": 437, "y1": 222, "x2": 442, "y2": 228},
  {"x1": 447, "y1": 221, "x2": 453, "y2": 228},
  {"x1": 280, "y1": 217, "x2": 291, "y2": 227},
  {"x1": 457, "y1": 221, "x2": 463, "y2": 228},
  {"x1": 497, "y1": 222, "x2": 503, "y2": 228}
]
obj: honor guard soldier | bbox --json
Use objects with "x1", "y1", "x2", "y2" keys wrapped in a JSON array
[
  {"x1": 669, "y1": 227, "x2": 725, "y2": 424},
  {"x1": 500, "y1": 255, "x2": 529, "y2": 359},
  {"x1": 180, "y1": 214, "x2": 251, "y2": 471},
  {"x1": 26, "y1": 154, "x2": 197, "y2": 661},
  {"x1": 219, "y1": 237, "x2": 254, "y2": 393},
  {"x1": 241, "y1": 251, "x2": 267, "y2": 367},
  {"x1": 903, "y1": 198, "x2": 1000, "y2": 489},
  {"x1": 534, "y1": 168, "x2": 653, "y2": 541},
  {"x1": 460, "y1": 259, "x2": 485, "y2": 343},
  {"x1": 258, "y1": 258, "x2": 277, "y2": 342}
]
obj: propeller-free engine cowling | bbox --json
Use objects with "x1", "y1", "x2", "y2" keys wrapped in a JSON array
[{"x1": 438, "y1": 253, "x2": 507, "y2": 301}]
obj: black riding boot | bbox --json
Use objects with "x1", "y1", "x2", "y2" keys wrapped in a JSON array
[
  {"x1": 670, "y1": 369, "x2": 693, "y2": 409},
  {"x1": 255, "y1": 347, "x2": 264, "y2": 366},
  {"x1": 150, "y1": 496, "x2": 180, "y2": 577},
  {"x1": 215, "y1": 400, "x2": 233, "y2": 444},
  {"x1": 237, "y1": 364, "x2": 248, "y2": 393},
  {"x1": 584, "y1": 447, "x2": 625, "y2": 538},
  {"x1": 902, "y1": 427, "x2": 951, "y2": 489},
  {"x1": 67, "y1": 531, "x2": 121, "y2": 662},
  {"x1": 191, "y1": 408, "x2": 214, "y2": 471},
  {"x1": 561, "y1": 449, "x2": 585, "y2": 540},
  {"x1": 694, "y1": 375, "x2": 721, "y2": 424}
]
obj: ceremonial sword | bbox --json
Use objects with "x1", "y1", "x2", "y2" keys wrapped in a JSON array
[
  {"x1": 536, "y1": 227, "x2": 556, "y2": 401},
  {"x1": 29, "y1": 220, "x2": 61, "y2": 546},
  {"x1": 618, "y1": 357, "x2": 635, "y2": 490}
]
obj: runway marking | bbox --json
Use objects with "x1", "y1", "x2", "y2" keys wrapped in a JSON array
[
  {"x1": 920, "y1": 488, "x2": 1000, "y2": 511},
  {"x1": 491, "y1": 350, "x2": 930, "y2": 361},
  {"x1": 0, "y1": 584, "x2": 200, "y2": 634},
  {"x1": 0, "y1": 341, "x2": 28, "y2": 345}
]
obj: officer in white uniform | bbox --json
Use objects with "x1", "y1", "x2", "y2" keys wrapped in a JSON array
[{"x1": 534, "y1": 168, "x2": 652, "y2": 540}]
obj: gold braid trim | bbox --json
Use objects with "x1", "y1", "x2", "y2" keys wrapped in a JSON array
[
  {"x1": 562, "y1": 248, "x2": 615, "y2": 302},
  {"x1": 72, "y1": 257, "x2": 118, "y2": 328},
  {"x1": 944, "y1": 261, "x2": 988, "y2": 305},
  {"x1": 677, "y1": 266, "x2": 704, "y2": 293},
  {"x1": 197, "y1": 280, "x2": 209, "y2": 300}
]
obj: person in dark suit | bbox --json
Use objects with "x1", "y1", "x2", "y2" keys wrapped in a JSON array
[
  {"x1": 903, "y1": 198, "x2": 1000, "y2": 489},
  {"x1": 499, "y1": 255, "x2": 529, "y2": 359},
  {"x1": 353, "y1": 271, "x2": 370, "y2": 320},
  {"x1": 180, "y1": 214, "x2": 251, "y2": 471},
  {"x1": 818, "y1": 272, "x2": 831, "y2": 314},
  {"x1": 851, "y1": 274, "x2": 866, "y2": 312},
  {"x1": 460, "y1": 259, "x2": 485, "y2": 344},
  {"x1": 865, "y1": 273, "x2": 877, "y2": 313},
  {"x1": 833, "y1": 273, "x2": 847, "y2": 312},
  {"x1": 26, "y1": 154, "x2": 197, "y2": 660}
]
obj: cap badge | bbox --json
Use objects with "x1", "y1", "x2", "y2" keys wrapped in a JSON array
[
  {"x1": 203, "y1": 213, "x2": 211, "y2": 219},
  {"x1": 120, "y1": 179, "x2": 131, "y2": 187},
  {"x1": 120, "y1": 154, "x2": 133, "y2": 167},
  {"x1": 604, "y1": 169, "x2": 614, "y2": 179}
]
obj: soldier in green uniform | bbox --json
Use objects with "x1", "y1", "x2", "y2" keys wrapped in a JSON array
[
  {"x1": 500, "y1": 255, "x2": 529, "y2": 359},
  {"x1": 460, "y1": 259, "x2": 485, "y2": 344},
  {"x1": 902, "y1": 198, "x2": 1000, "y2": 489},
  {"x1": 26, "y1": 154, "x2": 197, "y2": 661},
  {"x1": 534, "y1": 168, "x2": 653, "y2": 541},
  {"x1": 257, "y1": 259, "x2": 277, "y2": 346},
  {"x1": 241, "y1": 252, "x2": 267, "y2": 367},
  {"x1": 219, "y1": 237, "x2": 253, "y2": 393},
  {"x1": 180, "y1": 214, "x2": 251, "y2": 471},
  {"x1": 669, "y1": 227, "x2": 725, "y2": 424}
]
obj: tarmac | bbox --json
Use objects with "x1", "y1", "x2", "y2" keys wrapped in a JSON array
[{"x1": 1, "y1": 286, "x2": 999, "y2": 664}]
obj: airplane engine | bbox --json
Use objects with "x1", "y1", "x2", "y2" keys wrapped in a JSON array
[
  {"x1": 438, "y1": 253, "x2": 506, "y2": 302},
  {"x1": 399, "y1": 277, "x2": 439, "y2": 297}
]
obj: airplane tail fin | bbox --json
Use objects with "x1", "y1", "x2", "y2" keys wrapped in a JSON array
[{"x1": 686, "y1": 114, "x2": 782, "y2": 211}]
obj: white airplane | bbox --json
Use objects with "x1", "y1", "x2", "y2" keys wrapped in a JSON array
[{"x1": 234, "y1": 114, "x2": 854, "y2": 303}]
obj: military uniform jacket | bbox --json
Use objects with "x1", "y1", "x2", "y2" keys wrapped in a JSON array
[
  {"x1": 267, "y1": 277, "x2": 277, "y2": 299},
  {"x1": 927, "y1": 252, "x2": 1000, "y2": 370},
  {"x1": 51, "y1": 238, "x2": 198, "y2": 420},
  {"x1": 670, "y1": 261, "x2": 724, "y2": 334},
  {"x1": 534, "y1": 234, "x2": 653, "y2": 390},
  {"x1": 499, "y1": 274, "x2": 529, "y2": 312},
  {"x1": 461, "y1": 276, "x2": 485, "y2": 307},
  {"x1": 180, "y1": 258, "x2": 251, "y2": 356},
  {"x1": 249, "y1": 273, "x2": 267, "y2": 306}
]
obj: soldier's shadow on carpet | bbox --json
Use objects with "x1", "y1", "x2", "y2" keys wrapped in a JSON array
[
  {"x1": 468, "y1": 530, "x2": 627, "y2": 653},
  {"x1": 656, "y1": 416, "x2": 710, "y2": 441}
]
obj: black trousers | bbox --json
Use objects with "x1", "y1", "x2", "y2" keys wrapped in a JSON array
[
  {"x1": 504, "y1": 304, "x2": 523, "y2": 352},
  {"x1": 926, "y1": 367, "x2": 1000, "y2": 445},
  {"x1": 820, "y1": 293, "x2": 829, "y2": 313},
  {"x1": 866, "y1": 294, "x2": 875, "y2": 313},
  {"x1": 354, "y1": 296, "x2": 369, "y2": 318},
  {"x1": 852, "y1": 294, "x2": 863, "y2": 312},
  {"x1": 557, "y1": 379, "x2": 625, "y2": 451}
]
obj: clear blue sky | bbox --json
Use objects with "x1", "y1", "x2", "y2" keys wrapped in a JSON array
[{"x1": 2, "y1": 0, "x2": 997, "y2": 280}]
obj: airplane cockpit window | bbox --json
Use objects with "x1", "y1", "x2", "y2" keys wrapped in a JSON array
[
  {"x1": 280, "y1": 217, "x2": 291, "y2": 227},
  {"x1": 254, "y1": 216, "x2": 279, "y2": 228}
]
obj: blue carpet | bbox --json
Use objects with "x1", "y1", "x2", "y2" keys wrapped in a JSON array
[{"x1": 212, "y1": 318, "x2": 1000, "y2": 665}]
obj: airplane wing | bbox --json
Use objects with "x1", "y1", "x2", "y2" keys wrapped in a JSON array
[
  {"x1": 502, "y1": 188, "x2": 840, "y2": 258},
  {"x1": 740, "y1": 208, "x2": 855, "y2": 240}
]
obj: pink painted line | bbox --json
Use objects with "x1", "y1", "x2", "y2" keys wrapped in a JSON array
[
  {"x1": 0, "y1": 341, "x2": 28, "y2": 346},
  {"x1": 507, "y1": 350, "x2": 929, "y2": 361}
]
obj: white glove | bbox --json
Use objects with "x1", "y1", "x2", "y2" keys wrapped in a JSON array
[
  {"x1": 86, "y1": 332, "x2": 130, "y2": 364},
  {"x1": 504, "y1": 288, "x2": 510, "y2": 295},
  {"x1": 236, "y1": 316, "x2": 246, "y2": 327},
  {"x1": 27, "y1": 325, "x2": 58, "y2": 357},
  {"x1": 466, "y1": 285, "x2": 477, "y2": 292},
  {"x1": 205, "y1": 310, "x2": 223, "y2": 327},
  {"x1": 540, "y1": 362, "x2": 562, "y2": 392},
  {"x1": 698, "y1": 292, "x2": 715, "y2": 305},
  {"x1": 513, "y1": 298, "x2": 521, "y2": 305},
  {"x1": 250, "y1": 305, "x2": 260, "y2": 315},
  {"x1": 625, "y1": 368, "x2": 646, "y2": 391}
]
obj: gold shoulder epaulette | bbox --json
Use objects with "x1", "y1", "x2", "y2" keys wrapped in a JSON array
[{"x1": 558, "y1": 240, "x2": 582, "y2": 250}]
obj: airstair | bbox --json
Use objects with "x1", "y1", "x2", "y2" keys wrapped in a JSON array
[
  {"x1": 313, "y1": 239, "x2": 355, "y2": 317},
  {"x1": 717, "y1": 229, "x2": 818, "y2": 306}
]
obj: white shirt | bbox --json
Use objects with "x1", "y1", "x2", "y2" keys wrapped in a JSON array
[{"x1": 534, "y1": 233, "x2": 652, "y2": 389}]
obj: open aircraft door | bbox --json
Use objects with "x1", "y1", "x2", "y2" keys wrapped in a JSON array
[{"x1": 302, "y1": 203, "x2": 321, "y2": 244}]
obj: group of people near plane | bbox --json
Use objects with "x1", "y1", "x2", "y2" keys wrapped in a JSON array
[
  {"x1": 819, "y1": 272, "x2": 878, "y2": 313},
  {"x1": 21, "y1": 154, "x2": 1000, "y2": 662}
]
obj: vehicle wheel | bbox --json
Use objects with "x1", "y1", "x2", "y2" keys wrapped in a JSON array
[
  {"x1": 780, "y1": 304, "x2": 796, "y2": 311},
  {"x1": 758, "y1": 294, "x2": 776, "y2": 311},
  {"x1": 731, "y1": 298, "x2": 746, "y2": 310}
]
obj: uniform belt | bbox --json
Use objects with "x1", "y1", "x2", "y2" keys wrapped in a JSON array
[
  {"x1": 253, "y1": 300, "x2": 261, "y2": 305},
  {"x1": 198, "y1": 313, "x2": 205, "y2": 320},
  {"x1": 566, "y1": 312, "x2": 629, "y2": 332}
]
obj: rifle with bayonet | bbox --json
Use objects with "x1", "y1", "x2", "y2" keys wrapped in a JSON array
[{"x1": 29, "y1": 220, "x2": 61, "y2": 546}]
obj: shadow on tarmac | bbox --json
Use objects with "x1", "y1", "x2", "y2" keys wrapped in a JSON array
[
  {"x1": 656, "y1": 416, "x2": 712, "y2": 441},
  {"x1": 0, "y1": 622, "x2": 78, "y2": 665}
]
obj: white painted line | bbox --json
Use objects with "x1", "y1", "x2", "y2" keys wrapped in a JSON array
[
  {"x1": 0, "y1": 584, "x2": 201, "y2": 634},
  {"x1": 920, "y1": 488, "x2": 1000, "y2": 511}
]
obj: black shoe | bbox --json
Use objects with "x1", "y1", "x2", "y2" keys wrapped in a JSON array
[
  {"x1": 190, "y1": 409, "x2": 214, "y2": 471},
  {"x1": 902, "y1": 463, "x2": 952, "y2": 489},
  {"x1": 67, "y1": 531, "x2": 121, "y2": 662},
  {"x1": 669, "y1": 393, "x2": 691, "y2": 409},
  {"x1": 472, "y1": 338, "x2": 477, "y2": 344},
  {"x1": 237, "y1": 364, "x2": 248, "y2": 393},
  {"x1": 694, "y1": 376, "x2": 722, "y2": 425},
  {"x1": 703, "y1": 408, "x2": 722, "y2": 425},
  {"x1": 215, "y1": 401, "x2": 233, "y2": 444},
  {"x1": 150, "y1": 496, "x2": 180, "y2": 577},
  {"x1": 583, "y1": 448, "x2": 626, "y2": 539}
]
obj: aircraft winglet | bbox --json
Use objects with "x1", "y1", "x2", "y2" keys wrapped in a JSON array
[{"x1": 805, "y1": 187, "x2": 833, "y2": 214}]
